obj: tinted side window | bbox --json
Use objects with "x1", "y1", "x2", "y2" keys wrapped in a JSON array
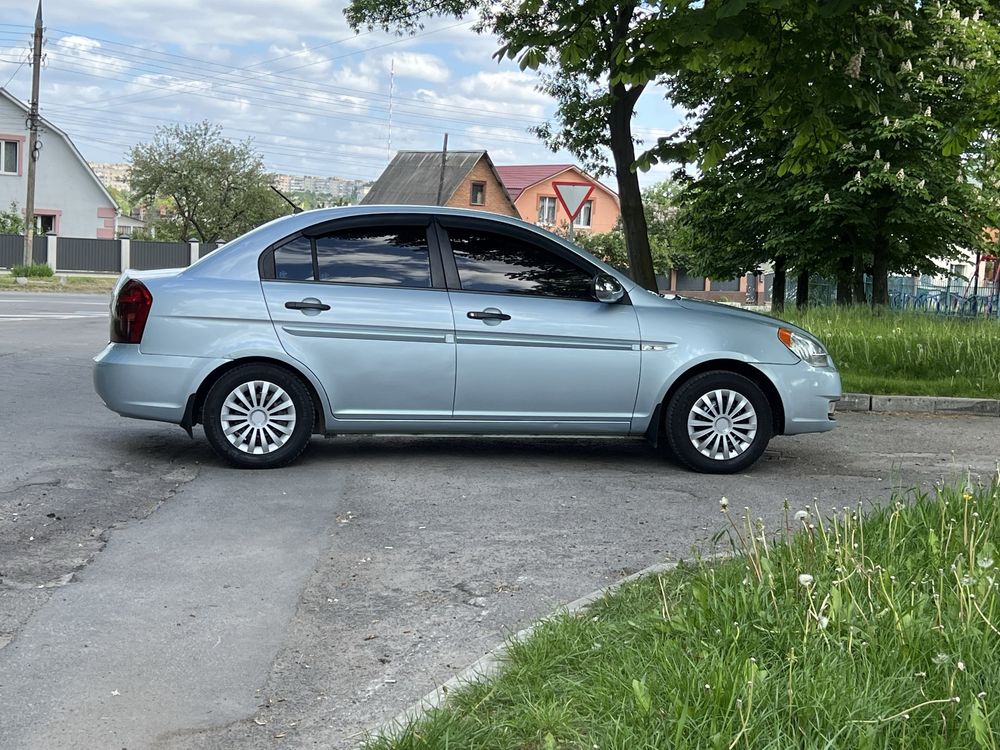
[
  {"x1": 274, "y1": 237, "x2": 314, "y2": 281},
  {"x1": 315, "y1": 226, "x2": 431, "y2": 288},
  {"x1": 448, "y1": 228, "x2": 594, "y2": 300}
]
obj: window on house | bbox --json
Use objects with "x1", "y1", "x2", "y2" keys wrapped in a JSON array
[
  {"x1": 537, "y1": 196, "x2": 557, "y2": 225},
  {"x1": 572, "y1": 200, "x2": 594, "y2": 228},
  {"x1": 470, "y1": 181, "x2": 486, "y2": 206},
  {"x1": 34, "y1": 214, "x2": 55, "y2": 235},
  {"x1": 1, "y1": 140, "x2": 18, "y2": 175}
]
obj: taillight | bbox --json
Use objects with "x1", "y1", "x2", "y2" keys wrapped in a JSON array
[{"x1": 111, "y1": 279, "x2": 153, "y2": 344}]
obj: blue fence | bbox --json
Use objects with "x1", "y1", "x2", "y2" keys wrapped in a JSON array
[{"x1": 782, "y1": 274, "x2": 1000, "y2": 319}]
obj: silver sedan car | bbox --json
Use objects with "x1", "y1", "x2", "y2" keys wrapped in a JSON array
[{"x1": 94, "y1": 206, "x2": 840, "y2": 473}]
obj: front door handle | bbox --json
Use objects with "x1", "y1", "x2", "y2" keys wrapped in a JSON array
[
  {"x1": 286, "y1": 299, "x2": 331, "y2": 311},
  {"x1": 467, "y1": 309, "x2": 511, "y2": 321}
]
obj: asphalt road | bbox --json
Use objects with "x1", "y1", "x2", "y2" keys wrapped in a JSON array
[{"x1": 1, "y1": 290, "x2": 997, "y2": 749}]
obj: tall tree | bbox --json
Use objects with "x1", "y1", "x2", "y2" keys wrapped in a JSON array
[
  {"x1": 129, "y1": 121, "x2": 288, "y2": 243},
  {"x1": 345, "y1": 0, "x2": 668, "y2": 291},
  {"x1": 666, "y1": 0, "x2": 1000, "y2": 306}
]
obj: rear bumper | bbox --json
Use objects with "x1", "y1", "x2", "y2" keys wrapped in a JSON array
[
  {"x1": 93, "y1": 344, "x2": 228, "y2": 424},
  {"x1": 756, "y1": 361, "x2": 842, "y2": 436}
]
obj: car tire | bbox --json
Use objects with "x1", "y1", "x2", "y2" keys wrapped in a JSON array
[
  {"x1": 665, "y1": 371, "x2": 773, "y2": 474},
  {"x1": 202, "y1": 364, "x2": 314, "y2": 469}
]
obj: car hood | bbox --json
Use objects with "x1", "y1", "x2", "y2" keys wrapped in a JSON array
[{"x1": 673, "y1": 296, "x2": 819, "y2": 341}]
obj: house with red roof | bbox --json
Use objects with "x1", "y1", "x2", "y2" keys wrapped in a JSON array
[{"x1": 495, "y1": 164, "x2": 620, "y2": 234}]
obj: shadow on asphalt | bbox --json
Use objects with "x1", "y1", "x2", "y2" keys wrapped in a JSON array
[{"x1": 103, "y1": 427, "x2": 821, "y2": 476}]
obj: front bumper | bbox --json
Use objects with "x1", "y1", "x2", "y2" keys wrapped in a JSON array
[
  {"x1": 756, "y1": 360, "x2": 842, "y2": 436},
  {"x1": 93, "y1": 344, "x2": 228, "y2": 425}
]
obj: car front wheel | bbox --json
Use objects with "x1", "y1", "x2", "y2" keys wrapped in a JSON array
[
  {"x1": 665, "y1": 371, "x2": 773, "y2": 474},
  {"x1": 203, "y1": 364, "x2": 314, "y2": 469}
]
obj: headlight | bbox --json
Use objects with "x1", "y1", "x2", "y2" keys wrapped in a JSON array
[{"x1": 778, "y1": 327, "x2": 830, "y2": 367}]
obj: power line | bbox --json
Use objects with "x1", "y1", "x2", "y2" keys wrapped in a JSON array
[
  {"x1": 36, "y1": 25, "x2": 545, "y2": 129},
  {"x1": 42, "y1": 61, "x2": 543, "y2": 146}
]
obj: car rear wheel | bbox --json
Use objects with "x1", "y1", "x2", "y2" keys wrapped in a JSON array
[
  {"x1": 665, "y1": 371, "x2": 773, "y2": 474},
  {"x1": 203, "y1": 364, "x2": 314, "y2": 469}
]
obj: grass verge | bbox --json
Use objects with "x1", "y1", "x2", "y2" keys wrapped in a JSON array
[
  {"x1": 366, "y1": 477, "x2": 1000, "y2": 749},
  {"x1": 776, "y1": 306, "x2": 1000, "y2": 399},
  {"x1": 0, "y1": 272, "x2": 117, "y2": 293}
]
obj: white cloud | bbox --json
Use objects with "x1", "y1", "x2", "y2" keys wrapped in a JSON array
[{"x1": 379, "y1": 52, "x2": 449, "y2": 84}]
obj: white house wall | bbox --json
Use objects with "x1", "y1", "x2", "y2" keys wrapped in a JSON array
[{"x1": 0, "y1": 97, "x2": 116, "y2": 238}]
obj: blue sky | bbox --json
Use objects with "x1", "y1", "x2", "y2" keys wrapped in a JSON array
[{"x1": 0, "y1": 0, "x2": 684, "y2": 188}]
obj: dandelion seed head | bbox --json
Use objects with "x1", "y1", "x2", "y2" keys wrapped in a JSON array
[{"x1": 798, "y1": 573, "x2": 814, "y2": 587}]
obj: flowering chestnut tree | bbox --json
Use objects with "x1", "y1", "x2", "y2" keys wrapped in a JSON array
[{"x1": 665, "y1": 1, "x2": 1000, "y2": 306}]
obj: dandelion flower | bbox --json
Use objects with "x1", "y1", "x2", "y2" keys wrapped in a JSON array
[
  {"x1": 798, "y1": 573, "x2": 814, "y2": 587},
  {"x1": 795, "y1": 510, "x2": 809, "y2": 522}
]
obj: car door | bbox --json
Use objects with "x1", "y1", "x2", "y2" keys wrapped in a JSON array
[
  {"x1": 439, "y1": 218, "x2": 641, "y2": 429},
  {"x1": 261, "y1": 216, "x2": 455, "y2": 421}
]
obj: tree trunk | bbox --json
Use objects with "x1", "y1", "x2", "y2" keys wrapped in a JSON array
[
  {"x1": 772, "y1": 255, "x2": 786, "y2": 314},
  {"x1": 796, "y1": 268, "x2": 810, "y2": 309},
  {"x1": 853, "y1": 253, "x2": 867, "y2": 305},
  {"x1": 836, "y1": 255, "x2": 853, "y2": 305},
  {"x1": 608, "y1": 82, "x2": 656, "y2": 291},
  {"x1": 871, "y1": 241, "x2": 889, "y2": 306}
]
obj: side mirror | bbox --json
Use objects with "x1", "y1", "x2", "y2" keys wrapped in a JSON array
[{"x1": 593, "y1": 273, "x2": 625, "y2": 304}]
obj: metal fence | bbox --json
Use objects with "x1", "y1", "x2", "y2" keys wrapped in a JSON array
[
  {"x1": 0, "y1": 234, "x2": 46, "y2": 267},
  {"x1": 0, "y1": 234, "x2": 225, "y2": 274},
  {"x1": 58, "y1": 237, "x2": 120, "y2": 273},
  {"x1": 130, "y1": 241, "x2": 190, "y2": 271},
  {"x1": 782, "y1": 274, "x2": 1000, "y2": 319}
]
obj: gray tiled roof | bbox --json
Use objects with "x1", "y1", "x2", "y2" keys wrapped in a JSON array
[{"x1": 361, "y1": 150, "x2": 486, "y2": 205}]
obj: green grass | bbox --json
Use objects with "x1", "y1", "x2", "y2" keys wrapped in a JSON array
[
  {"x1": 0, "y1": 272, "x2": 116, "y2": 293},
  {"x1": 366, "y1": 478, "x2": 1000, "y2": 749},
  {"x1": 11, "y1": 262, "x2": 54, "y2": 277},
  {"x1": 777, "y1": 306, "x2": 1000, "y2": 399}
]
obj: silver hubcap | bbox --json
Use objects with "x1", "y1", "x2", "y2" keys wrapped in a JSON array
[
  {"x1": 687, "y1": 388, "x2": 757, "y2": 461},
  {"x1": 221, "y1": 380, "x2": 296, "y2": 455}
]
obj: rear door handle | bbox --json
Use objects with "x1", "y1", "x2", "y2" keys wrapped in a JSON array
[
  {"x1": 285, "y1": 300, "x2": 331, "y2": 311},
  {"x1": 467, "y1": 310, "x2": 511, "y2": 321}
]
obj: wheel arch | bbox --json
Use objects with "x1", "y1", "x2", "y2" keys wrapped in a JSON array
[
  {"x1": 651, "y1": 359, "x2": 786, "y2": 441},
  {"x1": 182, "y1": 356, "x2": 328, "y2": 435}
]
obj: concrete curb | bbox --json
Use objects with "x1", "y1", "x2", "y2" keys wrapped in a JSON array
[
  {"x1": 366, "y1": 556, "x2": 729, "y2": 745},
  {"x1": 838, "y1": 392, "x2": 1000, "y2": 417}
]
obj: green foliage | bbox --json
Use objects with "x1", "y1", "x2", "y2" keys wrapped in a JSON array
[
  {"x1": 670, "y1": 1, "x2": 1000, "y2": 303},
  {"x1": 0, "y1": 201, "x2": 24, "y2": 234},
  {"x1": 574, "y1": 179, "x2": 693, "y2": 277},
  {"x1": 11, "y1": 263, "x2": 54, "y2": 278},
  {"x1": 107, "y1": 186, "x2": 132, "y2": 216},
  {"x1": 128, "y1": 121, "x2": 289, "y2": 243},
  {"x1": 364, "y1": 478, "x2": 1000, "y2": 748}
]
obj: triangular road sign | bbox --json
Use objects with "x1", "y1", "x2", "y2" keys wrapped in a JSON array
[{"x1": 552, "y1": 181, "x2": 596, "y2": 221}]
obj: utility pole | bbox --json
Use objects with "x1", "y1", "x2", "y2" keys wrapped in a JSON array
[
  {"x1": 435, "y1": 133, "x2": 448, "y2": 206},
  {"x1": 22, "y1": 1, "x2": 43, "y2": 267}
]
